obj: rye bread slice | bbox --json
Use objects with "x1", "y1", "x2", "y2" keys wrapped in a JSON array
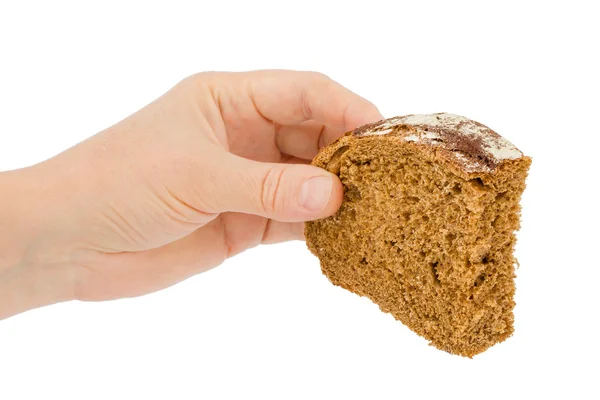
[{"x1": 305, "y1": 113, "x2": 531, "y2": 357}]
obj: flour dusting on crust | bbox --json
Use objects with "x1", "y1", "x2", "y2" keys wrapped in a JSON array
[{"x1": 353, "y1": 113, "x2": 523, "y2": 172}]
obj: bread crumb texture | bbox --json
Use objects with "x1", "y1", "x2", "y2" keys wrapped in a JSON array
[{"x1": 305, "y1": 113, "x2": 531, "y2": 357}]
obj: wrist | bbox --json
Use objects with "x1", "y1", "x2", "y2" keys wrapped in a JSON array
[{"x1": 0, "y1": 167, "x2": 74, "y2": 319}]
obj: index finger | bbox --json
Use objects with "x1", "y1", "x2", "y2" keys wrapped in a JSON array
[{"x1": 246, "y1": 70, "x2": 383, "y2": 131}]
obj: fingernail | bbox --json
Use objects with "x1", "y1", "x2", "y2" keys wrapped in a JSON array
[{"x1": 299, "y1": 176, "x2": 333, "y2": 212}]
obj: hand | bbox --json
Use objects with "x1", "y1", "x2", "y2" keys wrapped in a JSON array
[{"x1": 0, "y1": 70, "x2": 382, "y2": 317}]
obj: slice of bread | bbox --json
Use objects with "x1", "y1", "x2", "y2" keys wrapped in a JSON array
[{"x1": 305, "y1": 113, "x2": 531, "y2": 357}]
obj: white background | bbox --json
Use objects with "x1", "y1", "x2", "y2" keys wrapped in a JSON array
[{"x1": 1, "y1": 1, "x2": 599, "y2": 399}]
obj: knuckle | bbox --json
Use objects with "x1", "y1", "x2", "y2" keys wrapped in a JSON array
[{"x1": 259, "y1": 165, "x2": 287, "y2": 216}]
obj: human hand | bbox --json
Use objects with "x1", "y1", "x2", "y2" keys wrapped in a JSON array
[{"x1": 0, "y1": 70, "x2": 382, "y2": 317}]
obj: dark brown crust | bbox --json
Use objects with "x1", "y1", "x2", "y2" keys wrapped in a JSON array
[
  {"x1": 351, "y1": 114, "x2": 523, "y2": 173},
  {"x1": 353, "y1": 120, "x2": 386, "y2": 136},
  {"x1": 420, "y1": 125, "x2": 497, "y2": 169}
]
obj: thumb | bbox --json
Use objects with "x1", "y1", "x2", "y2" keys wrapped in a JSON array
[{"x1": 199, "y1": 153, "x2": 343, "y2": 222}]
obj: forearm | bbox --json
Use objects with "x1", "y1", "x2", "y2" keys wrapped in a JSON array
[{"x1": 0, "y1": 168, "x2": 74, "y2": 320}]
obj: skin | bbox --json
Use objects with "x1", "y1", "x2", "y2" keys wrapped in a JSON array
[{"x1": 0, "y1": 70, "x2": 382, "y2": 320}]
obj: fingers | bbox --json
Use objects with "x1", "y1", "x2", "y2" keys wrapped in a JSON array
[
  {"x1": 195, "y1": 152, "x2": 343, "y2": 222},
  {"x1": 246, "y1": 70, "x2": 383, "y2": 131},
  {"x1": 275, "y1": 121, "x2": 360, "y2": 160},
  {"x1": 275, "y1": 121, "x2": 322, "y2": 160},
  {"x1": 74, "y1": 214, "x2": 306, "y2": 301},
  {"x1": 275, "y1": 120, "x2": 345, "y2": 160},
  {"x1": 217, "y1": 213, "x2": 304, "y2": 258},
  {"x1": 261, "y1": 220, "x2": 305, "y2": 244},
  {"x1": 74, "y1": 218, "x2": 227, "y2": 301}
]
